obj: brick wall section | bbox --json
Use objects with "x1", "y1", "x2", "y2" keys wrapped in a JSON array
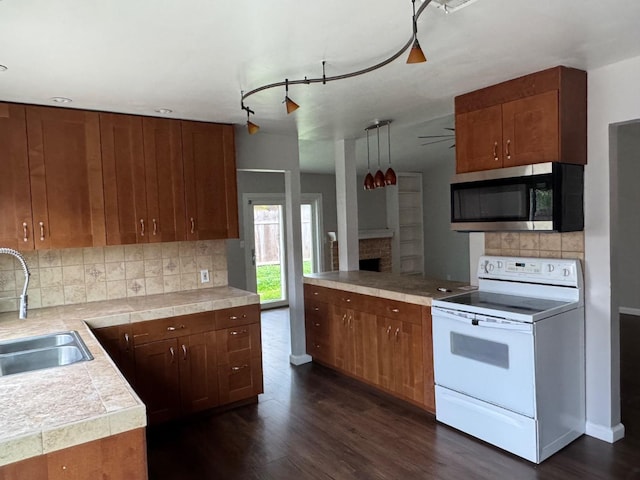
[{"x1": 329, "y1": 237, "x2": 392, "y2": 272}]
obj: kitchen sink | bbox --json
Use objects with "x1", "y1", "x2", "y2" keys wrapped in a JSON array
[{"x1": 0, "y1": 331, "x2": 93, "y2": 377}]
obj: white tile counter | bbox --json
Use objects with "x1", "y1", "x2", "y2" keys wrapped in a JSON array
[{"x1": 0, "y1": 287, "x2": 259, "y2": 467}]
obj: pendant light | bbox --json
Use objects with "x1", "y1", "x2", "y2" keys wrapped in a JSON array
[
  {"x1": 284, "y1": 79, "x2": 300, "y2": 114},
  {"x1": 374, "y1": 124, "x2": 386, "y2": 188},
  {"x1": 384, "y1": 121, "x2": 397, "y2": 185},
  {"x1": 407, "y1": 0, "x2": 427, "y2": 64},
  {"x1": 364, "y1": 129, "x2": 375, "y2": 190}
]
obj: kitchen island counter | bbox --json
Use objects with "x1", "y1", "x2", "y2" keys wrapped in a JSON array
[
  {"x1": 0, "y1": 287, "x2": 259, "y2": 468},
  {"x1": 304, "y1": 270, "x2": 472, "y2": 306}
]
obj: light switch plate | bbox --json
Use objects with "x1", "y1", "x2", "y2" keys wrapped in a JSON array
[{"x1": 200, "y1": 269, "x2": 210, "y2": 283}]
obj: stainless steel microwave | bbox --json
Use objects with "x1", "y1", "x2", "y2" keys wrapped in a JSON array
[{"x1": 450, "y1": 162, "x2": 584, "y2": 232}]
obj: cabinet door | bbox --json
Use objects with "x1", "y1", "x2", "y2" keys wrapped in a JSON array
[
  {"x1": 352, "y1": 310, "x2": 378, "y2": 383},
  {"x1": 182, "y1": 121, "x2": 238, "y2": 240},
  {"x1": 502, "y1": 90, "x2": 559, "y2": 167},
  {"x1": 332, "y1": 306, "x2": 355, "y2": 373},
  {"x1": 142, "y1": 117, "x2": 186, "y2": 243},
  {"x1": 179, "y1": 331, "x2": 219, "y2": 413},
  {"x1": 0, "y1": 104, "x2": 34, "y2": 250},
  {"x1": 26, "y1": 106, "x2": 105, "y2": 249},
  {"x1": 376, "y1": 317, "x2": 395, "y2": 392},
  {"x1": 422, "y1": 306, "x2": 435, "y2": 413},
  {"x1": 392, "y1": 320, "x2": 424, "y2": 404},
  {"x1": 134, "y1": 339, "x2": 180, "y2": 424},
  {"x1": 93, "y1": 324, "x2": 136, "y2": 385},
  {"x1": 455, "y1": 104, "x2": 503, "y2": 173},
  {"x1": 100, "y1": 113, "x2": 147, "y2": 245}
]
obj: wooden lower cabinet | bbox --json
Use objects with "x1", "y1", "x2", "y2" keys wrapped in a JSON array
[
  {"x1": 92, "y1": 304, "x2": 262, "y2": 425},
  {"x1": 304, "y1": 284, "x2": 434, "y2": 413},
  {"x1": 0, "y1": 428, "x2": 147, "y2": 480}
]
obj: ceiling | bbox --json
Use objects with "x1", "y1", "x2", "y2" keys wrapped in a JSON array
[{"x1": 2, "y1": 0, "x2": 640, "y2": 174}]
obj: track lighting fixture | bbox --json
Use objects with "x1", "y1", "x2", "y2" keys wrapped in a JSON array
[
  {"x1": 284, "y1": 79, "x2": 300, "y2": 114},
  {"x1": 407, "y1": 0, "x2": 427, "y2": 63},
  {"x1": 241, "y1": 1, "x2": 430, "y2": 132},
  {"x1": 242, "y1": 102, "x2": 260, "y2": 135}
]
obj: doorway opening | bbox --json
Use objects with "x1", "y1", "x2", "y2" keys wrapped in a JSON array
[{"x1": 244, "y1": 193, "x2": 323, "y2": 308}]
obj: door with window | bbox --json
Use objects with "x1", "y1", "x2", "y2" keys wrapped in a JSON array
[{"x1": 244, "y1": 194, "x2": 323, "y2": 308}]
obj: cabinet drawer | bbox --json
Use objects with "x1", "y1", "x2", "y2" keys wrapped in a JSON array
[
  {"x1": 217, "y1": 322, "x2": 261, "y2": 365},
  {"x1": 305, "y1": 314, "x2": 331, "y2": 342},
  {"x1": 304, "y1": 299, "x2": 330, "y2": 319},
  {"x1": 218, "y1": 355, "x2": 263, "y2": 404},
  {"x1": 306, "y1": 337, "x2": 334, "y2": 364},
  {"x1": 132, "y1": 311, "x2": 215, "y2": 345},
  {"x1": 215, "y1": 304, "x2": 260, "y2": 329},
  {"x1": 373, "y1": 299, "x2": 422, "y2": 325},
  {"x1": 304, "y1": 284, "x2": 331, "y2": 302}
]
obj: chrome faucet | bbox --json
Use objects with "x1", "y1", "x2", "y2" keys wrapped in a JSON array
[{"x1": 0, "y1": 248, "x2": 30, "y2": 319}]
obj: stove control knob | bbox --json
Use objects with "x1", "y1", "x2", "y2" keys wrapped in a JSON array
[
  {"x1": 487, "y1": 263, "x2": 494, "y2": 272},
  {"x1": 547, "y1": 264, "x2": 555, "y2": 272},
  {"x1": 563, "y1": 268, "x2": 571, "y2": 277}
]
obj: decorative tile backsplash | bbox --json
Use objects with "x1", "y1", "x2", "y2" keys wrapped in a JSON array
[
  {"x1": 484, "y1": 232, "x2": 585, "y2": 260},
  {"x1": 0, "y1": 240, "x2": 228, "y2": 313}
]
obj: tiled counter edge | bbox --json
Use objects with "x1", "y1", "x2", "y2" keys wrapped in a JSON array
[{"x1": 0, "y1": 287, "x2": 260, "y2": 467}]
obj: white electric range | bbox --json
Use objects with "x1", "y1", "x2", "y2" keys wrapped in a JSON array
[{"x1": 431, "y1": 256, "x2": 585, "y2": 463}]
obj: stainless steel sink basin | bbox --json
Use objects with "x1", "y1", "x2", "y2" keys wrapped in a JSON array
[{"x1": 0, "y1": 331, "x2": 93, "y2": 377}]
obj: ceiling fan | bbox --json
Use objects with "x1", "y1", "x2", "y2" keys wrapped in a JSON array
[{"x1": 419, "y1": 127, "x2": 455, "y2": 148}]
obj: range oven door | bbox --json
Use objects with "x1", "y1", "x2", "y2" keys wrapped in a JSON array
[{"x1": 432, "y1": 306, "x2": 535, "y2": 417}]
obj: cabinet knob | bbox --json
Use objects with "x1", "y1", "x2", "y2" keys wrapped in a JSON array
[
  {"x1": 391, "y1": 308, "x2": 400, "y2": 313},
  {"x1": 313, "y1": 307, "x2": 319, "y2": 311},
  {"x1": 313, "y1": 291, "x2": 319, "y2": 296},
  {"x1": 314, "y1": 322, "x2": 320, "y2": 327}
]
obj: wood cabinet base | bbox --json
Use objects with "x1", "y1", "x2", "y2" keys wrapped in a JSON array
[{"x1": 0, "y1": 428, "x2": 147, "y2": 480}]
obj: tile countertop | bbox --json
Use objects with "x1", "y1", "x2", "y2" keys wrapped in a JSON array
[
  {"x1": 0, "y1": 287, "x2": 259, "y2": 467},
  {"x1": 304, "y1": 271, "x2": 474, "y2": 306}
]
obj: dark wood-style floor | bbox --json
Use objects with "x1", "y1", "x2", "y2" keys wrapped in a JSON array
[{"x1": 147, "y1": 309, "x2": 640, "y2": 480}]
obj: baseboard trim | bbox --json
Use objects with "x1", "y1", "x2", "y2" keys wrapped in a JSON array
[
  {"x1": 289, "y1": 353, "x2": 312, "y2": 366},
  {"x1": 585, "y1": 421, "x2": 625, "y2": 443},
  {"x1": 619, "y1": 306, "x2": 640, "y2": 316}
]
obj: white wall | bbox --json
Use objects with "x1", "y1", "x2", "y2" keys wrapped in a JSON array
[
  {"x1": 584, "y1": 54, "x2": 640, "y2": 441},
  {"x1": 614, "y1": 123, "x2": 640, "y2": 312}
]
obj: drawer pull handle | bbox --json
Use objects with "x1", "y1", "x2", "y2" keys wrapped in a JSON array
[
  {"x1": 152, "y1": 218, "x2": 157, "y2": 236},
  {"x1": 229, "y1": 315, "x2": 238, "y2": 320},
  {"x1": 140, "y1": 218, "x2": 145, "y2": 237},
  {"x1": 182, "y1": 344, "x2": 187, "y2": 360},
  {"x1": 230, "y1": 329, "x2": 248, "y2": 336},
  {"x1": 342, "y1": 314, "x2": 347, "y2": 326},
  {"x1": 124, "y1": 333, "x2": 130, "y2": 351},
  {"x1": 314, "y1": 323, "x2": 320, "y2": 327},
  {"x1": 391, "y1": 308, "x2": 400, "y2": 313},
  {"x1": 506, "y1": 139, "x2": 511, "y2": 160},
  {"x1": 39, "y1": 221, "x2": 45, "y2": 241},
  {"x1": 395, "y1": 328, "x2": 400, "y2": 341},
  {"x1": 314, "y1": 307, "x2": 319, "y2": 311},
  {"x1": 493, "y1": 141, "x2": 499, "y2": 162},
  {"x1": 345, "y1": 298, "x2": 351, "y2": 303},
  {"x1": 231, "y1": 364, "x2": 249, "y2": 373},
  {"x1": 166, "y1": 325, "x2": 185, "y2": 331},
  {"x1": 386, "y1": 326, "x2": 392, "y2": 337},
  {"x1": 190, "y1": 217, "x2": 195, "y2": 234},
  {"x1": 169, "y1": 346, "x2": 175, "y2": 363},
  {"x1": 313, "y1": 291, "x2": 318, "y2": 295},
  {"x1": 22, "y1": 222, "x2": 28, "y2": 242}
]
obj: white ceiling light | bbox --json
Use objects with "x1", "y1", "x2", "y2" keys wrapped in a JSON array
[
  {"x1": 430, "y1": 0, "x2": 481, "y2": 13},
  {"x1": 51, "y1": 97, "x2": 72, "y2": 103}
]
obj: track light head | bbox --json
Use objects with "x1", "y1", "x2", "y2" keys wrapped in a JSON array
[
  {"x1": 407, "y1": 38, "x2": 427, "y2": 63},
  {"x1": 285, "y1": 96, "x2": 300, "y2": 114},
  {"x1": 247, "y1": 120, "x2": 260, "y2": 135}
]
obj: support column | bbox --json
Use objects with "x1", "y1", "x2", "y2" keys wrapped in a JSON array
[
  {"x1": 335, "y1": 139, "x2": 359, "y2": 271},
  {"x1": 284, "y1": 169, "x2": 312, "y2": 366}
]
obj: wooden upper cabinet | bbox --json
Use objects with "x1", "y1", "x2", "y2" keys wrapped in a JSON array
[
  {"x1": 182, "y1": 121, "x2": 239, "y2": 240},
  {"x1": 100, "y1": 113, "x2": 147, "y2": 245},
  {"x1": 0, "y1": 103, "x2": 34, "y2": 250},
  {"x1": 142, "y1": 117, "x2": 185, "y2": 243},
  {"x1": 26, "y1": 105, "x2": 106, "y2": 249},
  {"x1": 101, "y1": 113, "x2": 186, "y2": 245},
  {"x1": 455, "y1": 66, "x2": 586, "y2": 173},
  {"x1": 455, "y1": 104, "x2": 503, "y2": 173}
]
